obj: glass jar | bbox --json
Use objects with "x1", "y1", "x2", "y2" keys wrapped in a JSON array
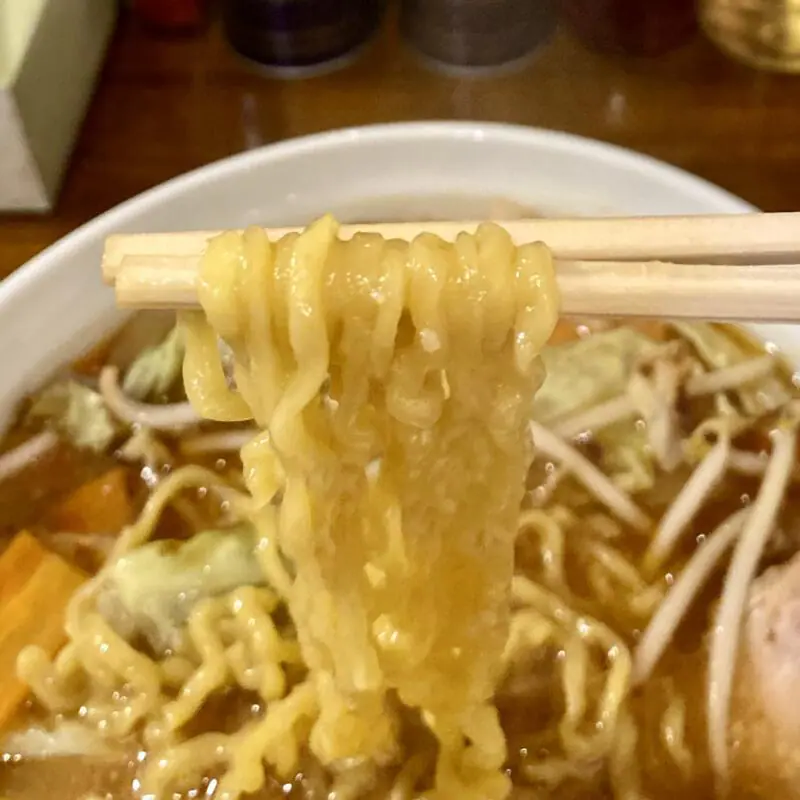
[
  {"x1": 700, "y1": 0, "x2": 800, "y2": 73},
  {"x1": 400, "y1": 0, "x2": 556, "y2": 74},
  {"x1": 561, "y1": 0, "x2": 697, "y2": 57},
  {"x1": 223, "y1": 0, "x2": 386, "y2": 77}
]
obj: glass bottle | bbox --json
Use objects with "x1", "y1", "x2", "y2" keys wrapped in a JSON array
[{"x1": 700, "y1": 0, "x2": 800, "y2": 73}]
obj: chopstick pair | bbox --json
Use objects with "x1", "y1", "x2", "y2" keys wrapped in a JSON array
[{"x1": 103, "y1": 212, "x2": 800, "y2": 322}]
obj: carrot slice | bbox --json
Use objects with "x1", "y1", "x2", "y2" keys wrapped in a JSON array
[
  {"x1": 0, "y1": 532, "x2": 86, "y2": 731},
  {"x1": 45, "y1": 467, "x2": 133, "y2": 534}
]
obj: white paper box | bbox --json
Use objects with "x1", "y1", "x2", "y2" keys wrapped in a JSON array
[{"x1": 0, "y1": 0, "x2": 117, "y2": 212}]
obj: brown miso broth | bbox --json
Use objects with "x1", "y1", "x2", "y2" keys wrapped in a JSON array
[{"x1": 0, "y1": 300, "x2": 797, "y2": 800}]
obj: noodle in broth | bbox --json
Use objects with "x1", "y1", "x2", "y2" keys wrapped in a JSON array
[
  {"x1": 19, "y1": 216, "x2": 560, "y2": 799},
  {"x1": 2, "y1": 217, "x2": 800, "y2": 800}
]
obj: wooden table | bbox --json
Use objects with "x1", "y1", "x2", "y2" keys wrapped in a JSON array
[{"x1": 2, "y1": 8, "x2": 799, "y2": 280}]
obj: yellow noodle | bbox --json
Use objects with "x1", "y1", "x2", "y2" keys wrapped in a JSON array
[
  {"x1": 503, "y1": 609, "x2": 557, "y2": 664},
  {"x1": 19, "y1": 467, "x2": 241, "y2": 716},
  {"x1": 517, "y1": 508, "x2": 569, "y2": 587},
  {"x1": 162, "y1": 599, "x2": 228, "y2": 732},
  {"x1": 226, "y1": 586, "x2": 295, "y2": 700},
  {"x1": 329, "y1": 761, "x2": 383, "y2": 800},
  {"x1": 160, "y1": 655, "x2": 195, "y2": 688},
  {"x1": 560, "y1": 635, "x2": 590, "y2": 754},
  {"x1": 78, "y1": 612, "x2": 161, "y2": 737},
  {"x1": 17, "y1": 217, "x2": 558, "y2": 800},
  {"x1": 178, "y1": 216, "x2": 559, "y2": 798},
  {"x1": 584, "y1": 539, "x2": 665, "y2": 621},
  {"x1": 16, "y1": 643, "x2": 84, "y2": 713},
  {"x1": 17, "y1": 462, "x2": 306, "y2": 793},
  {"x1": 387, "y1": 751, "x2": 431, "y2": 800},
  {"x1": 511, "y1": 577, "x2": 633, "y2": 778},
  {"x1": 660, "y1": 694, "x2": 692, "y2": 776},
  {"x1": 608, "y1": 706, "x2": 642, "y2": 800},
  {"x1": 139, "y1": 732, "x2": 234, "y2": 798},
  {"x1": 215, "y1": 682, "x2": 318, "y2": 797}
]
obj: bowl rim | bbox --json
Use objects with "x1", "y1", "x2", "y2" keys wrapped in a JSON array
[{"x1": 0, "y1": 121, "x2": 754, "y2": 307}]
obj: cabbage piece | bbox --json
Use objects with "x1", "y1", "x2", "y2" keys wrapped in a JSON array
[
  {"x1": 122, "y1": 325, "x2": 184, "y2": 400},
  {"x1": 29, "y1": 381, "x2": 117, "y2": 453},
  {"x1": 535, "y1": 329, "x2": 661, "y2": 500},
  {"x1": 595, "y1": 422, "x2": 656, "y2": 494},
  {"x1": 534, "y1": 329, "x2": 658, "y2": 424},
  {"x1": 98, "y1": 525, "x2": 265, "y2": 651},
  {"x1": 673, "y1": 322, "x2": 791, "y2": 415}
]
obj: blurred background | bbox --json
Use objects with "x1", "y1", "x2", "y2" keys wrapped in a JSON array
[{"x1": 1, "y1": 0, "x2": 800, "y2": 276}]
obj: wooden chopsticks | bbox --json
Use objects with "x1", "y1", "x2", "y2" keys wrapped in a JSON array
[{"x1": 104, "y1": 212, "x2": 800, "y2": 323}]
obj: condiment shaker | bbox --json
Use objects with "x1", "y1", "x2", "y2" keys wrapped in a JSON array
[
  {"x1": 223, "y1": 0, "x2": 386, "y2": 78},
  {"x1": 401, "y1": 0, "x2": 557, "y2": 74}
]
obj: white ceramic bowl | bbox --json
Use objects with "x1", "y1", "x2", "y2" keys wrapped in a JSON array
[{"x1": 0, "y1": 121, "x2": 793, "y2": 432}]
